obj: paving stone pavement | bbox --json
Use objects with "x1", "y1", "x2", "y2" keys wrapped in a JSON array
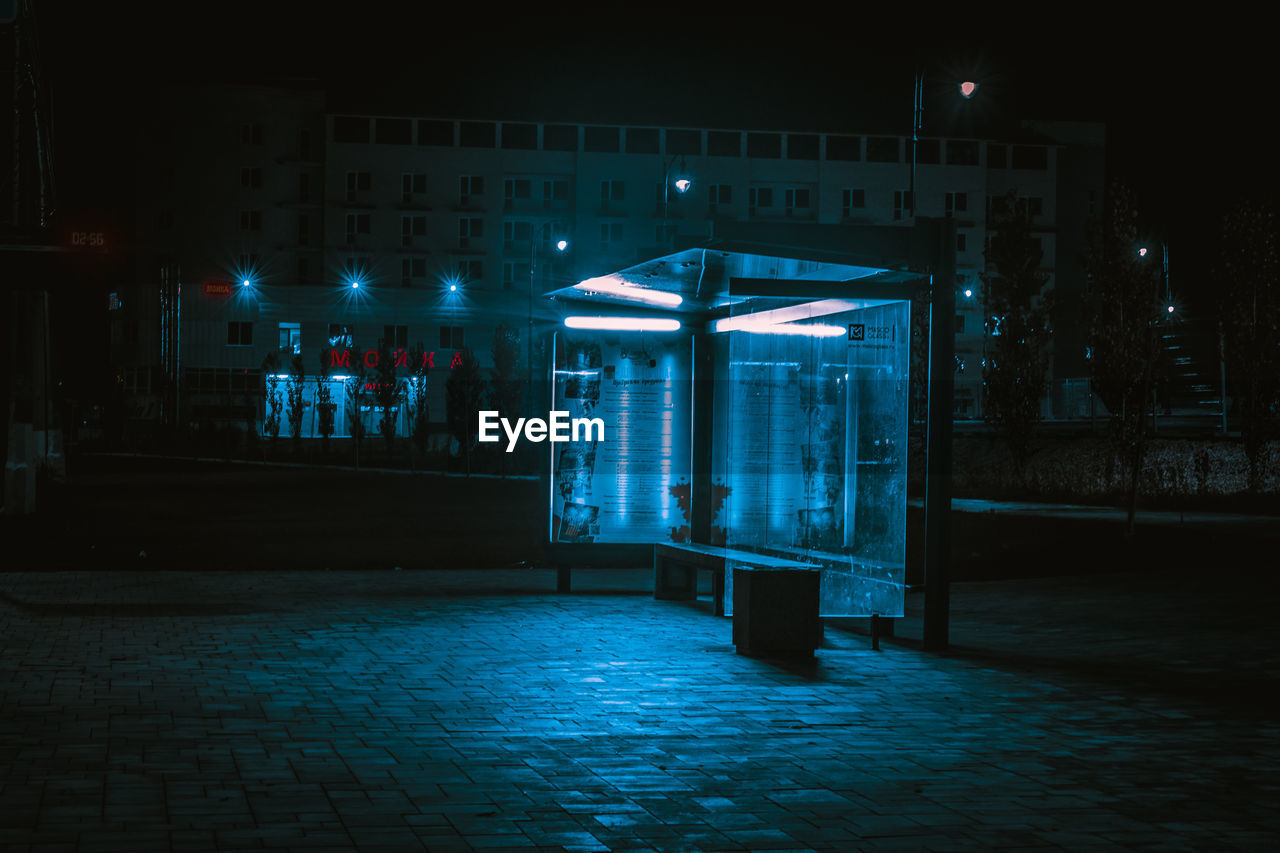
[{"x1": 0, "y1": 568, "x2": 1277, "y2": 852}]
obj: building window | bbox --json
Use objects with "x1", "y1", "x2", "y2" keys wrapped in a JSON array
[
  {"x1": 893, "y1": 190, "x2": 913, "y2": 220},
  {"x1": 227, "y1": 321, "x2": 253, "y2": 346},
  {"x1": 401, "y1": 257, "x2": 426, "y2": 287},
  {"x1": 600, "y1": 222, "x2": 623, "y2": 248},
  {"x1": 842, "y1": 188, "x2": 865, "y2": 217},
  {"x1": 402, "y1": 215, "x2": 426, "y2": 246},
  {"x1": 383, "y1": 325, "x2": 408, "y2": 349},
  {"x1": 375, "y1": 117, "x2": 412, "y2": 145},
  {"x1": 866, "y1": 137, "x2": 900, "y2": 163},
  {"x1": 543, "y1": 124, "x2": 578, "y2": 152},
  {"x1": 503, "y1": 261, "x2": 531, "y2": 291},
  {"x1": 1012, "y1": 146, "x2": 1048, "y2": 170},
  {"x1": 746, "y1": 132, "x2": 781, "y2": 158},
  {"x1": 915, "y1": 139, "x2": 941, "y2": 165},
  {"x1": 601, "y1": 180, "x2": 625, "y2": 205},
  {"x1": 297, "y1": 214, "x2": 310, "y2": 246},
  {"x1": 458, "y1": 217, "x2": 484, "y2": 248},
  {"x1": 504, "y1": 220, "x2": 533, "y2": 245},
  {"x1": 328, "y1": 324, "x2": 354, "y2": 348},
  {"x1": 278, "y1": 322, "x2": 301, "y2": 354},
  {"x1": 240, "y1": 123, "x2": 262, "y2": 145},
  {"x1": 748, "y1": 187, "x2": 773, "y2": 212},
  {"x1": 584, "y1": 126, "x2": 620, "y2": 153},
  {"x1": 239, "y1": 210, "x2": 261, "y2": 231},
  {"x1": 346, "y1": 171, "x2": 370, "y2": 202},
  {"x1": 501, "y1": 122, "x2": 538, "y2": 150},
  {"x1": 440, "y1": 325, "x2": 464, "y2": 349},
  {"x1": 345, "y1": 213, "x2": 370, "y2": 243},
  {"x1": 988, "y1": 144, "x2": 1008, "y2": 168},
  {"x1": 787, "y1": 134, "x2": 819, "y2": 160},
  {"x1": 957, "y1": 232, "x2": 967, "y2": 252},
  {"x1": 625, "y1": 127, "x2": 660, "y2": 154},
  {"x1": 946, "y1": 139, "x2": 980, "y2": 166},
  {"x1": 459, "y1": 175, "x2": 484, "y2": 204},
  {"x1": 298, "y1": 173, "x2": 310, "y2": 203},
  {"x1": 333, "y1": 116, "x2": 369, "y2": 144},
  {"x1": 297, "y1": 257, "x2": 309, "y2": 284},
  {"x1": 707, "y1": 130, "x2": 741, "y2": 157},
  {"x1": 240, "y1": 166, "x2": 262, "y2": 189},
  {"x1": 946, "y1": 192, "x2": 968, "y2": 214},
  {"x1": 784, "y1": 188, "x2": 810, "y2": 215},
  {"x1": 418, "y1": 119, "x2": 453, "y2": 146},
  {"x1": 459, "y1": 121, "x2": 496, "y2": 148},
  {"x1": 955, "y1": 314, "x2": 966, "y2": 335},
  {"x1": 826, "y1": 135, "x2": 861, "y2": 161},
  {"x1": 457, "y1": 259, "x2": 483, "y2": 281},
  {"x1": 543, "y1": 179, "x2": 569, "y2": 206},
  {"x1": 708, "y1": 183, "x2": 732, "y2": 213},
  {"x1": 504, "y1": 178, "x2": 532, "y2": 208},
  {"x1": 402, "y1": 173, "x2": 426, "y2": 202},
  {"x1": 1028, "y1": 197, "x2": 1044, "y2": 217}
]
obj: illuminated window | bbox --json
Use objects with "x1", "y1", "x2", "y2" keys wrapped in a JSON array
[
  {"x1": 278, "y1": 323, "x2": 301, "y2": 354},
  {"x1": 328, "y1": 324, "x2": 353, "y2": 348}
]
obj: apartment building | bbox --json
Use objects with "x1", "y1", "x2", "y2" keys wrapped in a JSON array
[{"x1": 121, "y1": 84, "x2": 1103, "y2": 435}]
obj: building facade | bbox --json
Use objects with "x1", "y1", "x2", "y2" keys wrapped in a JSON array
[{"x1": 120, "y1": 84, "x2": 1104, "y2": 438}]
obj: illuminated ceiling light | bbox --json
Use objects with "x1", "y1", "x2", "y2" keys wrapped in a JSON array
[
  {"x1": 711, "y1": 299, "x2": 870, "y2": 333},
  {"x1": 564, "y1": 316, "x2": 682, "y2": 332},
  {"x1": 723, "y1": 321, "x2": 848, "y2": 337},
  {"x1": 573, "y1": 276, "x2": 684, "y2": 307},
  {"x1": 959, "y1": 81, "x2": 979, "y2": 99}
]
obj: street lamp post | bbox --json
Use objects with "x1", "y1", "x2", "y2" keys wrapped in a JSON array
[
  {"x1": 909, "y1": 73, "x2": 979, "y2": 218},
  {"x1": 661, "y1": 155, "x2": 691, "y2": 250},
  {"x1": 529, "y1": 224, "x2": 568, "y2": 417}
]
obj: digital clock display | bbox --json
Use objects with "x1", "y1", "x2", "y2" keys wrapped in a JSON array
[{"x1": 70, "y1": 231, "x2": 106, "y2": 248}]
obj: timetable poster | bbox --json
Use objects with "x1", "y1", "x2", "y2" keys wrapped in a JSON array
[{"x1": 550, "y1": 332, "x2": 692, "y2": 543}]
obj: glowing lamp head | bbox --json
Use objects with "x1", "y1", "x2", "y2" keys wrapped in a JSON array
[
  {"x1": 555, "y1": 239, "x2": 568, "y2": 252},
  {"x1": 674, "y1": 178, "x2": 691, "y2": 193},
  {"x1": 1167, "y1": 305, "x2": 1175, "y2": 314},
  {"x1": 959, "y1": 81, "x2": 979, "y2": 99},
  {"x1": 449, "y1": 284, "x2": 458, "y2": 293},
  {"x1": 1138, "y1": 247, "x2": 1148, "y2": 257},
  {"x1": 242, "y1": 279, "x2": 251, "y2": 288},
  {"x1": 351, "y1": 281, "x2": 361, "y2": 289},
  {"x1": 964, "y1": 288, "x2": 973, "y2": 298}
]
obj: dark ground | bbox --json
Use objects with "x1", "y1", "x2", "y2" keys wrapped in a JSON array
[{"x1": 5, "y1": 454, "x2": 1275, "y2": 587}]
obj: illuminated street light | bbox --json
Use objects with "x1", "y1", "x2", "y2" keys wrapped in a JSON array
[
  {"x1": 1138, "y1": 247, "x2": 1148, "y2": 257},
  {"x1": 964, "y1": 288, "x2": 973, "y2": 298},
  {"x1": 242, "y1": 279, "x2": 251, "y2": 288},
  {"x1": 958, "y1": 81, "x2": 979, "y2": 99}
]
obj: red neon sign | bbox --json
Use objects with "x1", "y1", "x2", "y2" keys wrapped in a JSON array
[
  {"x1": 330, "y1": 349, "x2": 451, "y2": 370},
  {"x1": 203, "y1": 281, "x2": 231, "y2": 296}
]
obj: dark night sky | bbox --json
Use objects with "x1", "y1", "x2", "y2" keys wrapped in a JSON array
[{"x1": 35, "y1": 5, "x2": 1273, "y2": 310}]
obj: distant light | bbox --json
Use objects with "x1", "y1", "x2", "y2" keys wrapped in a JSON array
[
  {"x1": 722, "y1": 321, "x2": 847, "y2": 337},
  {"x1": 449, "y1": 284, "x2": 458, "y2": 292},
  {"x1": 564, "y1": 316, "x2": 682, "y2": 332},
  {"x1": 556, "y1": 239, "x2": 568, "y2": 252},
  {"x1": 964, "y1": 288, "x2": 973, "y2": 298},
  {"x1": 1167, "y1": 305, "x2": 1175, "y2": 314},
  {"x1": 242, "y1": 279, "x2": 251, "y2": 288},
  {"x1": 1138, "y1": 247, "x2": 1148, "y2": 257},
  {"x1": 351, "y1": 281, "x2": 361, "y2": 289},
  {"x1": 573, "y1": 277, "x2": 684, "y2": 307},
  {"x1": 674, "y1": 179, "x2": 691, "y2": 193},
  {"x1": 959, "y1": 81, "x2": 979, "y2": 99}
]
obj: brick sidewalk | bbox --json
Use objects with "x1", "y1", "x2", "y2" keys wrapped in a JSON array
[{"x1": 1, "y1": 570, "x2": 1276, "y2": 851}]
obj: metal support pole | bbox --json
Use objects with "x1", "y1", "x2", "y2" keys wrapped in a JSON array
[
  {"x1": 923, "y1": 218, "x2": 956, "y2": 651},
  {"x1": 909, "y1": 71, "x2": 922, "y2": 218}
]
